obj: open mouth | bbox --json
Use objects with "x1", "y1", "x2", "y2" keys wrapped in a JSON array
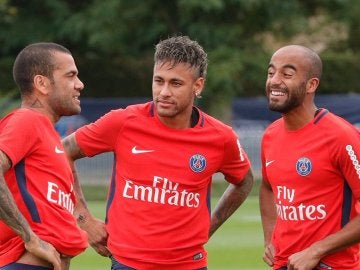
[{"x1": 270, "y1": 90, "x2": 286, "y2": 97}]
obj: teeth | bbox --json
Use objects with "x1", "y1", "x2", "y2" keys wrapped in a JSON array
[{"x1": 271, "y1": 91, "x2": 285, "y2": 96}]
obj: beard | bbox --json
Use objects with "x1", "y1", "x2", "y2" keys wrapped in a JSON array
[
  {"x1": 50, "y1": 93, "x2": 81, "y2": 118},
  {"x1": 266, "y1": 82, "x2": 306, "y2": 114}
]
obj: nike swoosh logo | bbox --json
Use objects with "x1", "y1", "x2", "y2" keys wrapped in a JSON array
[
  {"x1": 55, "y1": 146, "x2": 65, "y2": 154},
  {"x1": 265, "y1": 160, "x2": 275, "y2": 167},
  {"x1": 131, "y1": 146, "x2": 154, "y2": 154}
]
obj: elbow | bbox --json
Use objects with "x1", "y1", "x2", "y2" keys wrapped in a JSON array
[{"x1": 244, "y1": 169, "x2": 254, "y2": 191}]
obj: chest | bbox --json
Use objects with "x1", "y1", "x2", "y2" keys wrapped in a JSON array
[
  {"x1": 115, "y1": 124, "x2": 225, "y2": 187},
  {"x1": 263, "y1": 131, "x2": 342, "y2": 189}
]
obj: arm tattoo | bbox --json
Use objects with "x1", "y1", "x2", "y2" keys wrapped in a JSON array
[
  {"x1": 209, "y1": 170, "x2": 254, "y2": 236},
  {"x1": 77, "y1": 213, "x2": 87, "y2": 224},
  {"x1": 62, "y1": 134, "x2": 92, "y2": 223},
  {"x1": 62, "y1": 133, "x2": 86, "y2": 160}
]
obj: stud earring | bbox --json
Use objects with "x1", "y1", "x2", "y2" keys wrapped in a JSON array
[{"x1": 195, "y1": 92, "x2": 202, "y2": 99}]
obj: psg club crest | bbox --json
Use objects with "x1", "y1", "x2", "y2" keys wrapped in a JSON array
[
  {"x1": 296, "y1": 157, "x2": 312, "y2": 176},
  {"x1": 190, "y1": 154, "x2": 207, "y2": 173}
]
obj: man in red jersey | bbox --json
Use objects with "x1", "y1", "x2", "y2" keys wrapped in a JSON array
[
  {"x1": 260, "y1": 45, "x2": 360, "y2": 270},
  {"x1": 0, "y1": 43, "x2": 88, "y2": 270},
  {"x1": 62, "y1": 35, "x2": 254, "y2": 270}
]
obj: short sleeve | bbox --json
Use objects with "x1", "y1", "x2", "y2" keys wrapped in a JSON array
[
  {"x1": 75, "y1": 109, "x2": 125, "y2": 157},
  {"x1": 0, "y1": 111, "x2": 40, "y2": 167},
  {"x1": 220, "y1": 129, "x2": 251, "y2": 184}
]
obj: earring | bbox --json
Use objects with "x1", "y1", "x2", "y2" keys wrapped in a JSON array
[{"x1": 195, "y1": 92, "x2": 202, "y2": 99}]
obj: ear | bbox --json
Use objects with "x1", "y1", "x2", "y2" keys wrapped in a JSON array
[
  {"x1": 193, "y1": 77, "x2": 205, "y2": 97},
  {"x1": 33, "y1": 75, "x2": 51, "y2": 95},
  {"x1": 306, "y1": 77, "x2": 320, "y2": 94}
]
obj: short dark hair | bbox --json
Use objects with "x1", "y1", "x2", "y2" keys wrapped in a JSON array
[
  {"x1": 154, "y1": 36, "x2": 208, "y2": 79},
  {"x1": 13, "y1": 42, "x2": 71, "y2": 95}
]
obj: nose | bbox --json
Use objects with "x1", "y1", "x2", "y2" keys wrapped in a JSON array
[
  {"x1": 159, "y1": 83, "x2": 171, "y2": 96},
  {"x1": 75, "y1": 77, "x2": 84, "y2": 91}
]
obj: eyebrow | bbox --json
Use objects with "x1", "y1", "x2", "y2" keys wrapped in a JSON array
[
  {"x1": 153, "y1": 75, "x2": 184, "y2": 82},
  {"x1": 268, "y1": 63, "x2": 297, "y2": 71},
  {"x1": 65, "y1": 69, "x2": 78, "y2": 75}
]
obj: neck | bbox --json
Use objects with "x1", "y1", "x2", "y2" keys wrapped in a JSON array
[
  {"x1": 21, "y1": 99, "x2": 58, "y2": 125},
  {"x1": 282, "y1": 105, "x2": 318, "y2": 131},
  {"x1": 158, "y1": 114, "x2": 192, "y2": 129}
]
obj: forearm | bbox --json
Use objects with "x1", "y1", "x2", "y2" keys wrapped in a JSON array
[
  {"x1": 0, "y1": 151, "x2": 33, "y2": 242},
  {"x1": 0, "y1": 180, "x2": 33, "y2": 241},
  {"x1": 72, "y1": 163, "x2": 92, "y2": 227},
  {"x1": 62, "y1": 135, "x2": 109, "y2": 255},
  {"x1": 209, "y1": 170, "x2": 253, "y2": 236},
  {"x1": 309, "y1": 215, "x2": 360, "y2": 258},
  {"x1": 259, "y1": 181, "x2": 276, "y2": 245},
  {"x1": 287, "y1": 214, "x2": 360, "y2": 268},
  {"x1": 62, "y1": 133, "x2": 90, "y2": 225},
  {"x1": 71, "y1": 158, "x2": 110, "y2": 256},
  {"x1": 259, "y1": 180, "x2": 277, "y2": 266}
]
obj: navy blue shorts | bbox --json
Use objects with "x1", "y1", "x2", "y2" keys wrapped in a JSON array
[
  {"x1": 110, "y1": 256, "x2": 207, "y2": 270},
  {"x1": 0, "y1": 263, "x2": 51, "y2": 270}
]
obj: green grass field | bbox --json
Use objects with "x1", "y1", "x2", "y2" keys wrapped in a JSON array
[{"x1": 71, "y1": 184, "x2": 268, "y2": 269}]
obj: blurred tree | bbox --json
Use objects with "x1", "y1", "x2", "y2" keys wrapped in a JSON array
[{"x1": 0, "y1": 0, "x2": 358, "y2": 119}]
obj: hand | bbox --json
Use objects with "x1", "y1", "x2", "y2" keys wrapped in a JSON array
[
  {"x1": 263, "y1": 242, "x2": 275, "y2": 267},
  {"x1": 80, "y1": 216, "x2": 110, "y2": 257},
  {"x1": 287, "y1": 247, "x2": 321, "y2": 270},
  {"x1": 24, "y1": 234, "x2": 61, "y2": 270}
]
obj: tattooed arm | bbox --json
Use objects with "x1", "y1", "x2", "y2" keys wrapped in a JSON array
[
  {"x1": 209, "y1": 169, "x2": 254, "y2": 237},
  {"x1": 62, "y1": 133, "x2": 110, "y2": 257},
  {"x1": 0, "y1": 151, "x2": 61, "y2": 270}
]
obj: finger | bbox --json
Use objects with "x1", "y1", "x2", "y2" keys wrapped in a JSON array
[
  {"x1": 262, "y1": 253, "x2": 274, "y2": 266},
  {"x1": 268, "y1": 245, "x2": 275, "y2": 259},
  {"x1": 92, "y1": 244, "x2": 111, "y2": 257},
  {"x1": 265, "y1": 246, "x2": 275, "y2": 265},
  {"x1": 97, "y1": 248, "x2": 111, "y2": 257},
  {"x1": 53, "y1": 263, "x2": 61, "y2": 270},
  {"x1": 51, "y1": 252, "x2": 61, "y2": 270},
  {"x1": 287, "y1": 263, "x2": 294, "y2": 270}
]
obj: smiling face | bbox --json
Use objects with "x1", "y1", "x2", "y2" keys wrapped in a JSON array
[
  {"x1": 265, "y1": 47, "x2": 312, "y2": 114},
  {"x1": 47, "y1": 52, "x2": 84, "y2": 117}
]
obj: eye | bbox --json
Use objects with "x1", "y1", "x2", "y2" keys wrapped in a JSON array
[
  {"x1": 283, "y1": 67, "x2": 295, "y2": 78},
  {"x1": 67, "y1": 71, "x2": 77, "y2": 78},
  {"x1": 172, "y1": 81, "x2": 182, "y2": 87},
  {"x1": 267, "y1": 70, "x2": 274, "y2": 77},
  {"x1": 283, "y1": 71, "x2": 294, "y2": 78},
  {"x1": 153, "y1": 78, "x2": 163, "y2": 84}
]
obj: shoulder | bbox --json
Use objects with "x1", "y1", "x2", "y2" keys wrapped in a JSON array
[
  {"x1": 107, "y1": 102, "x2": 152, "y2": 117},
  {"x1": 201, "y1": 111, "x2": 234, "y2": 136},
  {"x1": 0, "y1": 109, "x2": 45, "y2": 159},
  {"x1": 263, "y1": 118, "x2": 283, "y2": 136},
  {"x1": 2, "y1": 108, "x2": 34, "y2": 120},
  {"x1": 101, "y1": 102, "x2": 152, "y2": 121},
  {"x1": 316, "y1": 111, "x2": 358, "y2": 138},
  {"x1": 125, "y1": 102, "x2": 153, "y2": 117},
  {"x1": 1, "y1": 108, "x2": 48, "y2": 129}
]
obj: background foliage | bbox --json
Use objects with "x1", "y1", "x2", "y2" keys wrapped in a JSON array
[{"x1": 0, "y1": 0, "x2": 359, "y2": 117}]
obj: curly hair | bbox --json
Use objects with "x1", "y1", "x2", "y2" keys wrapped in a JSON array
[{"x1": 154, "y1": 36, "x2": 208, "y2": 79}]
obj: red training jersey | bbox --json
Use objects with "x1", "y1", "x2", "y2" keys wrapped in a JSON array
[
  {"x1": 0, "y1": 109, "x2": 88, "y2": 267},
  {"x1": 76, "y1": 102, "x2": 251, "y2": 269},
  {"x1": 261, "y1": 109, "x2": 360, "y2": 269}
]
